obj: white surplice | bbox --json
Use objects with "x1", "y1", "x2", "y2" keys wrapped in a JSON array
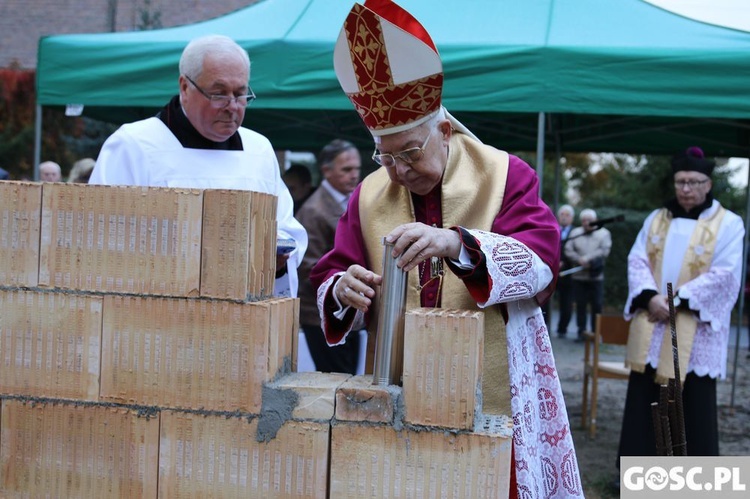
[
  {"x1": 90, "y1": 117, "x2": 307, "y2": 297},
  {"x1": 624, "y1": 200, "x2": 744, "y2": 378}
]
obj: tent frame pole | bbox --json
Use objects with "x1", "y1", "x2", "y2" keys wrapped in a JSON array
[
  {"x1": 34, "y1": 104, "x2": 42, "y2": 181},
  {"x1": 536, "y1": 112, "x2": 546, "y2": 196},
  {"x1": 731, "y1": 168, "x2": 750, "y2": 409},
  {"x1": 553, "y1": 128, "x2": 562, "y2": 213}
]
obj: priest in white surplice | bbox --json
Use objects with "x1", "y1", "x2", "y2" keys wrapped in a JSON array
[
  {"x1": 90, "y1": 35, "x2": 307, "y2": 297},
  {"x1": 618, "y1": 146, "x2": 744, "y2": 459}
]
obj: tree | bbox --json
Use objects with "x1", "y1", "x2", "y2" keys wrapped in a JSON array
[
  {"x1": 571, "y1": 152, "x2": 744, "y2": 213},
  {"x1": 0, "y1": 68, "x2": 104, "y2": 179},
  {"x1": 0, "y1": 69, "x2": 36, "y2": 177}
]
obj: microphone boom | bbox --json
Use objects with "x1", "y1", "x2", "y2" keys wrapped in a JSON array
[{"x1": 591, "y1": 214, "x2": 624, "y2": 228}]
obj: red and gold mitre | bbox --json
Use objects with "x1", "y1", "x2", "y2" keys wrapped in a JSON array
[{"x1": 333, "y1": 0, "x2": 443, "y2": 136}]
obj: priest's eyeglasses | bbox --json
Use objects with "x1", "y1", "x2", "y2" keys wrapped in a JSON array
[
  {"x1": 674, "y1": 179, "x2": 709, "y2": 190},
  {"x1": 372, "y1": 132, "x2": 432, "y2": 168},
  {"x1": 185, "y1": 75, "x2": 256, "y2": 108}
]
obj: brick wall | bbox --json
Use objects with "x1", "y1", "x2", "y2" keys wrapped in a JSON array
[{"x1": 0, "y1": 0, "x2": 260, "y2": 69}]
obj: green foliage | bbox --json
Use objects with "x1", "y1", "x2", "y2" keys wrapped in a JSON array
[
  {"x1": 0, "y1": 126, "x2": 34, "y2": 175},
  {"x1": 572, "y1": 153, "x2": 745, "y2": 214},
  {"x1": 712, "y1": 164, "x2": 747, "y2": 216},
  {"x1": 60, "y1": 116, "x2": 118, "y2": 165},
  {"x1": 514, "y1": 151, "x2": 578, "y2": 205},
  {"x1": 0, "y1": 69, "x2": 36, "y2": 177},
  {"x1": 0, "y1": 69, "x2": 118, "y2": 179},
  {"x1": 597, "y1": 207, "x2": 649, "y2": 312}
]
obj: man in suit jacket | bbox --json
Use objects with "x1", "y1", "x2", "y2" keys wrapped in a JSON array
[{"x1": 296, "y1": 139, "x2": 362, "y2": 373}]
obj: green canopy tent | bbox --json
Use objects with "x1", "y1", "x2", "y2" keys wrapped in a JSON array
[
  {"x1": 35, "y1": 0, "x2": 750, "y2": 407},
  {"x1": 36, "y1": 0, "x2": 750, "y2": 157}
]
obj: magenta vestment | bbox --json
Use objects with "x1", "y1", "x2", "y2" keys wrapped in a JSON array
[{"x1": 310, "y1": 152, "x2": 583, "y2": 498}]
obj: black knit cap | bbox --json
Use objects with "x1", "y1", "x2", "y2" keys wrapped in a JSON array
[{"x1": 671, "y1": 146, "x2": 715, "y2": 177}]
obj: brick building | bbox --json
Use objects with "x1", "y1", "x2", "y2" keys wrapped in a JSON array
[{"x1": 0, "y1": 0, "x2": 260, "y2": 69}]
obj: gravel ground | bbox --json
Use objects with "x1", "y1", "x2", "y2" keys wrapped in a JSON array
[{"x1": 549, "y1": 322, "x2": 750, "y2": 498}]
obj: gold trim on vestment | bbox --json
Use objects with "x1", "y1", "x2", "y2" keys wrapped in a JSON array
[
  {"x1": 358, "y1": 133, "x2": 511, "y2": 414},
  {"x1": 626, "y1": 205, "x2": 726, "y2": 384}
]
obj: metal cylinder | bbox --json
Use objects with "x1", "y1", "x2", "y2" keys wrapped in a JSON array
[{"x1": 372, "y1": 239, "x2": 408, "y2": 386}]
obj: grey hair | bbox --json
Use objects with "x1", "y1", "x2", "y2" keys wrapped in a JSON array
[
  {"x1": 558, "y1": 204, "x2": 574, "y2": 216},
  {"x1": 179, "y1": 35, "x2": 250, "y2": 80},
  {"x1": 39, "y1": 161, "x2": 61, "y2": 173},
  {"x1": 319, "y1": 139, "x2": 358, "y2": 170},
  {"x1": 424, "y1": 107, "x2": 447, "y2": 131},
  {"x1": 68, "y1": 158, "x2": 95, "y2": 183},
  {"x1": 580, "y1": 208, "x2": 597, "y2": 220}
]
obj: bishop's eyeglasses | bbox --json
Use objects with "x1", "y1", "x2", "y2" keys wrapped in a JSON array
[{"x1": 372, "y1": 132, "x2": 432, "y2": 168}]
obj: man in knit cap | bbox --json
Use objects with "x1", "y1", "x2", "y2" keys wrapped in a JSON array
[
  {"x1": 310, "y1": 1, "x2": 582, "y2": 497},
  {"x1": 618, "y1": 146, "x2": 744, "y2": 460}
]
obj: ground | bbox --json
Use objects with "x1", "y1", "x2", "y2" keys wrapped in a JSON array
[{"x1": 550, "y1": 328, "x2": 750, "y2": 498}]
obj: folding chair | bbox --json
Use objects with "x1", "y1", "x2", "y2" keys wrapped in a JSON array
[{"x1": 581, "y1": 313, "x2": 631, "y2": 438}]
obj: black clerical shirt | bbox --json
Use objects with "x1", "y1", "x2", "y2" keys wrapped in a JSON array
[{"x1": 157, "y1": 95, "x2": 243, "y2": 150}]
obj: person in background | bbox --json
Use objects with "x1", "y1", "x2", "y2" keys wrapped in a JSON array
[
  {"x1": 746, "y1": 251, "x2": 750, "y2": 359},
  {"x1": 0, "y1": 167, "x2": 9, "y2": 180},
  {"x1": 310, "y1": 2, "x2": 582, "y2": 497},
  {"x1": 556, "y1": 204, "x2": 576, "y2": 338},
  {"x1": 68, "y1": 157, "x2": 96, "y2": 183},
  {"x1": 617, "y1": 146, "x2": 744, "y2": 460},
  {"x1": 89, "y1": 34, "x2": 307, "y2": 297},
  {"x1": 564, "y1": 208, "x2": 612, "y2": 341},
  {"x1": 297, "y1": 139, "x2": 362, "y2": 374},
  {"x1": 283, "y1": 163, "x2": 315, "y2": 214},
  {"x1": 39, "y1": 161, "x2": 62, "y2": 182}
]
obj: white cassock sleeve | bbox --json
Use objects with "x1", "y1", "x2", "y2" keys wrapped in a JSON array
[{"x1": 274, "y1": 184, "x2": 308, "y2": 298}]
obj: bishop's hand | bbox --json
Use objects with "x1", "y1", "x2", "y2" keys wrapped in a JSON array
[{"x1": 385, "y1": 222, "x2": 461, "y2": 273}]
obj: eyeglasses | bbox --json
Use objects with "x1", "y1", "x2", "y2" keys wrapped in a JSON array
[
  {"x1": 674, "y1": 179, "x2": 709, "y2": 190},
  {"x1": 372, "y1": 132, "x2": 432, "y2": 168},
  {"x1": 185, "y1": 75, "x2": 256, "y2": 108}
]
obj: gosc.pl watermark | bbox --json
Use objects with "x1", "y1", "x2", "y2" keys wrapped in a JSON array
[{"x1": 621, "y1": 457, "x2": 749, "y2": 498}]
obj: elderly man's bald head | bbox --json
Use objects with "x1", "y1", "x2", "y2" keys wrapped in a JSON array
[{"x1": 39, "y1": 161, "x2": 62, "y2": 182}]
